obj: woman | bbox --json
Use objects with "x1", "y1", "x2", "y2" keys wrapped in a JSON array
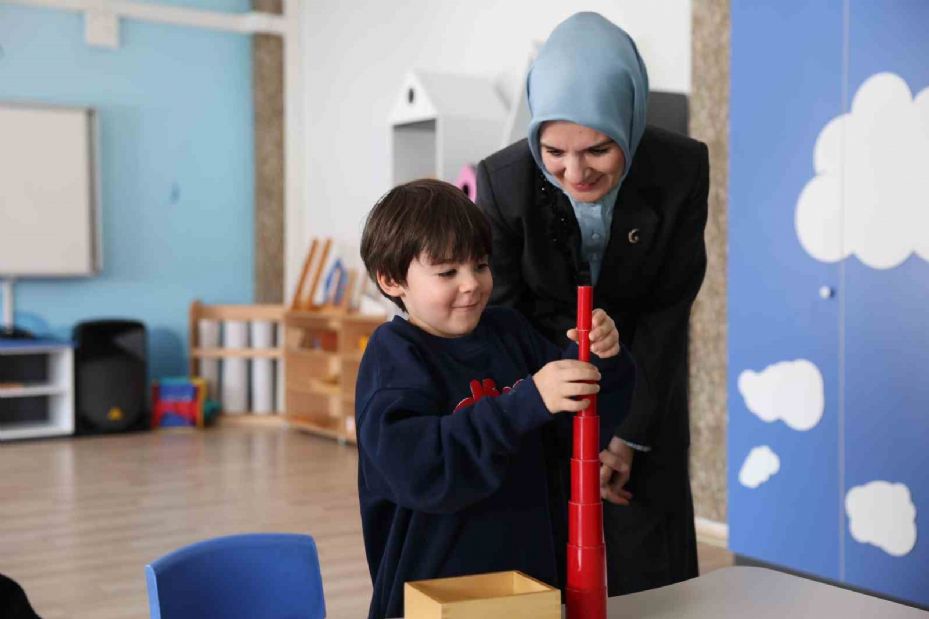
[{"x1": 476, "y1": 12, "x2": 709, "y2": 595}]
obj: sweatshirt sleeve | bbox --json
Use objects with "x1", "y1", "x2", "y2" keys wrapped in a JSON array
[{"x1": 357, "y1": 371, "x2": 552, "y2": 515}]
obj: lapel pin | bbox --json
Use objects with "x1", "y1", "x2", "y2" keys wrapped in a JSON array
[{"x1": 628, "y1": 228, "x2": 640, "y2": 244}]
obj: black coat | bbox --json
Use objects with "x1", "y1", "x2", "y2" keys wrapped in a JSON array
[{"x1": 476, "y1": 127, "x2": 709, "y2": 505}]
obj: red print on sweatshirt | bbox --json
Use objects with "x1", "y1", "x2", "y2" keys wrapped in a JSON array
[{"x1": 453, "y1": 378, "x2": 523, "y2": 413}]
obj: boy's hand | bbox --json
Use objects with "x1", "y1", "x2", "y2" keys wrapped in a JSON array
[
  {"x1": 533, "y1": 360, "x2": 601, "y2": 414},
  {"x1": 566, "y1": 308, "x2": 621, "y2": 358}
]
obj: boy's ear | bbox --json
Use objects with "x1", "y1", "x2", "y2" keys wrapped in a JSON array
[{"x1": 376, "y1": 272, "x2": 405, "y2": 298}]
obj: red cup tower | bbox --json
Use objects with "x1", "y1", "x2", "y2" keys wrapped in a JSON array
[{"x1": 565, "y1": 285, "x2": 607, "y2": 619}]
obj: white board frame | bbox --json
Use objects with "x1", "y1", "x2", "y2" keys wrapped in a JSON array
[{"x1": 0, "y1": 102, "x2": 102, "y2": 277}]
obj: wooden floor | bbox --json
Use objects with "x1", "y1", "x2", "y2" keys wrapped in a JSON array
[{"x1": 0, "y1": 421, "x2": 731, "y2": 618}]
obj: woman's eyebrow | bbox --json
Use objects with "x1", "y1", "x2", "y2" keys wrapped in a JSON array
[
  {"x1": 587, "y1": 139, "x2": 614, "y2": 149},
  {"x1": 539, "y1": 139, "x2": 613, "y2": 150}
]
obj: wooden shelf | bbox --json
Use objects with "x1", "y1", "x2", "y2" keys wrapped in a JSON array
[
  {"x1": 283, "y1": 310, "x2": 385, "y2": 445},
  {"x1": 285, "y1": 347, "x2": 332, "y2": 359},
  {"x1": 308, "y1": 378, "x2": 341, "y2": 397},
  {"x1": 286, "y1": 381, "x2": 340, "y2": 398},
  {"x1": 190, "y1": 303, "x2": 285, "y2": 322},
  {"x1": 284, "y1": 311, "x2": 342, "y2": 330},
  {"x1": 187, "y1": 303, "x2": 287, "y2": 414},
  {"x1": 191, "y1": 347, "x2": 282, "y2": 359},
  {"x1": 218, "y1": 414, "x2": 286, "y2": 427}
]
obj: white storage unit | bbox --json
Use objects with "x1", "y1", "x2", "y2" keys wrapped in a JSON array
[
  {"x1": 389, "y1": 71, "x2": 508, "y2": 185},
  {"x1": 0, "y1": 340, "x2": 74, "y2": 440}
]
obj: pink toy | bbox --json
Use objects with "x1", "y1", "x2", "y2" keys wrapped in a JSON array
[{"x1": 454, "y1": 164, "x2": 478, "y2": 202}]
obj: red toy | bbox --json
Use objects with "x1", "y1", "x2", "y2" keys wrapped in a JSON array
[{"x1": 566, "y1": 285, "x2": 607, "y2": 619}]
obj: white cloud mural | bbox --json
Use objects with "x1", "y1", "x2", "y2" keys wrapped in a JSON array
[
  {"x1": 795, "y1": 72, "x2": 929, "y2": 269},
  {"x1": 738, "y1": 359, "x2": 824, "y2": 431},
  {"x1": 846, "y1": 481, "x2": 918, "y2": 557},
  {"x1": 739, "y1": 445, "x2": 781, "y2": 489}
]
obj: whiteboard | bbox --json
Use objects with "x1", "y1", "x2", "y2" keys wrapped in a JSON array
[{"x1": 0, "y1": 103, "x2": 101, "y2": 276}]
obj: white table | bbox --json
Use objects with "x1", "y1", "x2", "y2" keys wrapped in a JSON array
[
  {"x1": 397, "y1": 566, "x2": 927, "y2": 618},
  {"x1": 605, "y1": 566, "x2": 928, "y2": 618}
]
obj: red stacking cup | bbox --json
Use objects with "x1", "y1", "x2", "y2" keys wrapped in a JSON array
[{"x1": 566, "y1": 285, "x2": 607, "y2": 619}]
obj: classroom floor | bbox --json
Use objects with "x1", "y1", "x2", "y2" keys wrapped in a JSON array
[{"x1": 0, "y1": 421, "x2": 732, "y2": 618}]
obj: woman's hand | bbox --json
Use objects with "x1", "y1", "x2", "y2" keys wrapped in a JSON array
[
  {"x1": 532, "y1": 360, "x2": 601, "y2": 414},
  {"x1": 567, "y1": 308, "x2": 621, "y2": 358},
  {"x1": 600, "y1": 436, "x2": 634, "y2": 505}
]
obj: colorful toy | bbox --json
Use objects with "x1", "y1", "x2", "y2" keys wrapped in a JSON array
[
  {"x1": 151, "y1": 377, "x2": 220, "y2": 429},
  {"x1": 566, "y1": 283, "x2": 607, "y2": 619}
]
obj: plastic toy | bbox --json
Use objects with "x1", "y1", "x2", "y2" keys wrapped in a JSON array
[{"x1": 151, "y1": 377, "x2": 220, "y2": 428}]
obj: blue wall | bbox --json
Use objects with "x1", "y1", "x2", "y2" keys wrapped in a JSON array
[{"x1": 0, "y1": 3, "x2": 255, "y2": 379}]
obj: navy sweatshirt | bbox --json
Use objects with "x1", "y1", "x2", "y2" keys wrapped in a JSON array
[{"x1": 355, "y1": 306, "x2": 635, "y2": 619}]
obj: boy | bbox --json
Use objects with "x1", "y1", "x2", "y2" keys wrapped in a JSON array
[{"x1": 356, "y1": 179, "x2": 635, "y2": 619}]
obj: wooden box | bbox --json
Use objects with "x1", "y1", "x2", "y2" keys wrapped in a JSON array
[{"x1": 404, "y1": 571, "x2": 560, "y2": 619}]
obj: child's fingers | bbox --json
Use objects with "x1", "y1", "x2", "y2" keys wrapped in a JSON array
[
  {"x1": 552, "y1": 360, "x2": 601, "y2": 382},
  {"x1": 563, "y1": 382, "x2": 600, "y2": 397},
  {"x1": 558, "y1": 397, "x2": 590, "y2": 413}
]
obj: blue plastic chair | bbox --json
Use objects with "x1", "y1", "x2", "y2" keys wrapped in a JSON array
[{"x1": 145, "y1": 533, "x2": 326, "y2": 619}]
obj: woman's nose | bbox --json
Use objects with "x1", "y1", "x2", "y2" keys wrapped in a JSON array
[{"x1": 563, "y1": 155, "x2": 586, "y2": 183}]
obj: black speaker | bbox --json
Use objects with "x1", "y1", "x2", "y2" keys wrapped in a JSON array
[{"x1": 73, "y1": 319, "x2": 149, "y2": 434}]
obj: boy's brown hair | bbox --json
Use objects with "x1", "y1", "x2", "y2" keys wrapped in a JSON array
[{"x1": 360, "y1": 179, "x2": 493, "y2": 311}]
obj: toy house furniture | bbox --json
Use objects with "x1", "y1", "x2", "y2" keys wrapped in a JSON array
[
  {"x1": 0, "y1": 339, "x2": 74, "y2": 440},
  {"x1": 145, "y1": 533, "x2": 325, "y2": 619},
  {"x1": 283, "y1": 310, "x2": 384, "y2": 444},
  {"x1": 728, "y1": 3, "x2": 928, "y2": 608},
  {"x1": 389, "y1": 70, "x2": 507, "y2": 186}
]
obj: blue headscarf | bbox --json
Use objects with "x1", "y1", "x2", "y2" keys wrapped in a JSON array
[
  {"x1": 526, "y1": 12, "x2": 649, "y2": 284},
  {"x1": 527, "y1": 12, "x2": 649, "y2": 186}
]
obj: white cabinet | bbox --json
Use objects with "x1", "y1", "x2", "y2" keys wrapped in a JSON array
[{"x1": 0, "y1": 341, "x2": 74, "y2": 440}]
